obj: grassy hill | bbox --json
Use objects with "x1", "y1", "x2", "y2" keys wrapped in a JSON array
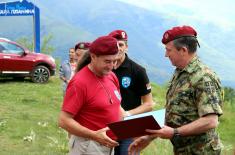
[{"x1": 0, "y1": 76, "x2": 234, "y2": 154}]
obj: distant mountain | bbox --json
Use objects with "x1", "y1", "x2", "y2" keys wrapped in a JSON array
[{"x1": 1, "y1": 0, "x2": 235, "y2": 88}]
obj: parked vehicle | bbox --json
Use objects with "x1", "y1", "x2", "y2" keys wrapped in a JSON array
[{"x1": 0, "y1": 38, "x2": 56, "y2": 83}]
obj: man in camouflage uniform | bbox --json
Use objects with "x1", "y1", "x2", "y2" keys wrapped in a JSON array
[{"x1": 128, "y1": 25, "x2": 223, "y2": 155}]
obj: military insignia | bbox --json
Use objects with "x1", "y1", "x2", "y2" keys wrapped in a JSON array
[
  {"x1": 164, "y1": 32, "x2": 169, "y2": 40},
  {"x1": 221, "y1": 89, "x2": 225, "y2": 101},
  {"x1": 205, "y1": 81, "x2": 216, "y2": 93},
  {"x1": 114, "y1": 90, "x2": 121, "y2": 101},
  {"x1": 121, "y1": 31, "x2": 126, "y2": 39},
  {"x1": 79, "y1": 43, "x2": 84, "y2": 49},
  {"x1": 209, "y1": 96, "x2": 219, "y2": 104},
  {"x1": 122, "y1": 76, "x2": 131, "y2": 88}
]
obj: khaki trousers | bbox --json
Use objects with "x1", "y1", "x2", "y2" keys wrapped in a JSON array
[{"x1": 69, "y1": 135, "x2": 114, "y2": 155}]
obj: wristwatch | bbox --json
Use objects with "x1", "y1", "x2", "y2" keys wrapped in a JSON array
[
  {"x1": 171, "y1": 128, "x2": 182, "y2": 147},
  {"x1": 174, "y1": 128, "x2": 180, "y2": 136},
  {"x1": 172, "y1": 128, "x2": 181, "y2": 141}
]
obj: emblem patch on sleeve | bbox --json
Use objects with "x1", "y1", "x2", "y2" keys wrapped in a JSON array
[
  {"x1": 122, "y1": 76, "x2": 131, "y2": 88},
  {"x1": 205, "y1": 81, "x2": 216, "y2": 93}
]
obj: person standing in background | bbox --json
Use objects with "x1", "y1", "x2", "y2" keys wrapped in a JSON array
[
  {"x1": 59, "y1": 48, "x2": 77, "y2": 96},
  {"x1": 109, "y1": 30, "x2": 155, "y2": 155},
  {"x1": 74, "y1": 42, "x2": 90, "y2": 63}
]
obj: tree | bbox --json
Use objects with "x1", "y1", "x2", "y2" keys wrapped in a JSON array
[
  {"x1": 40, "y1": 34, "x2": 55, "y2": 55},
  {"x1": 223, "y1": 87, "x2": 235, "y2": 103},
  {"x1": 16, "y1": 37, "x2": 33, "y2": 51},
  {"x1": 16, "y1": 34, "x2": 55, "y2": 55}
]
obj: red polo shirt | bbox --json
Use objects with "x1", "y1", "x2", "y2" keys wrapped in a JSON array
[{"x1": 62, "y1": 66, "x2": 121, "y2": 139}]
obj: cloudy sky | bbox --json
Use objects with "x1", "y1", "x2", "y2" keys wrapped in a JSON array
[
  {"x1": 1, "y1": 0, "x2": 234, "y2": 83},
  {"x1": 117, "y1": 0, "x2": 235, "y2": 83},
  {"x1": 117, "y1": 0, "x2": 235, "y2": 31},
  {"x1": 2, "y1": 0, "x2": 234, "y2": 31}
]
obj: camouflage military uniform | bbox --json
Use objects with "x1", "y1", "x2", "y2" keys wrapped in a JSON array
[{"x1": 165, "y1": 56, "x2": 223, "y2": 155}]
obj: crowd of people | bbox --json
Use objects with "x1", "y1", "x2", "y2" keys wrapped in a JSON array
[{"x1": 58, "y1": 25, "x2": 224, "y2": 155}]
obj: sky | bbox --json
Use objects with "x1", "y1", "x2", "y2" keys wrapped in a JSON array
[
  {"x1": 117, "y1": 0, "x2": 235, "y2": 84},
  {"x1": 117, "y1": 0, "x2": 235, "y2": 31},
  {"x1": 2, "y1": 0, "x2": 234, "y2": 31},
  {"x1": 1, "y1": 0, "x2": 234, "y2": 84}
]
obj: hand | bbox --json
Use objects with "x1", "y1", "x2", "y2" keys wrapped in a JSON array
[
  {"x1": 120, "y1": 107, "x2": 127, "y2": 119},
  {"x1": 146, "y1": 125, "x2": 174, "y2": 139},
  {"x1": 92, "y1": 127, "x2": 119, "y2": 148},
  {"x1": 128, "y1": 135, "x2": 154, "y2": 155},
  {"x1": 124, "y1": 111, "x2": 131, "y2": 117}
]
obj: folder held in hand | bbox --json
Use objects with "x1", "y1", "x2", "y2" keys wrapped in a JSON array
[{"x1": 107, "y1": 109, "x2": 165, "y2": 140}]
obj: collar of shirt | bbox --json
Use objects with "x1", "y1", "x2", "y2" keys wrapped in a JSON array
[
  {"x1": 118, "y1": 54, "x2": 130, "y2": 69},
  {"x1": 176, "y1": 55, "x2": 199, "y2": 74},
  {"x1": 172, "y1": 56, "x2": 199, "y2": 82}
]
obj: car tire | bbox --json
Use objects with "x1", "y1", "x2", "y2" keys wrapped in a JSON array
[{"x1": 31, "y1": 65, "x2": 50, "y2": 83}]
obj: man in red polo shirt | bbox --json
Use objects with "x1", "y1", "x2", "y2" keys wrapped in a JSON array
[{"x1": 59, "y1": 36, "x2": 123, "y2": 155}]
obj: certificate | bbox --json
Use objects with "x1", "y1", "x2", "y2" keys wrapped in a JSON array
[{"x1": 107, "y1": 109, "x2": 165, "y2": 140}]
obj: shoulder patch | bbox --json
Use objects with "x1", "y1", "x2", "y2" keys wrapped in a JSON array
[
  {"x1": 205, "y1": 81, "x2": 216, "y2": 93},
  {"x1": 122, "y1": 76, "x2": 131, "y2": 88}
]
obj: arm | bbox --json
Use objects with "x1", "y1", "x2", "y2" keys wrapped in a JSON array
[
  {"x1": 128, "y1": 135, "x2": 156, "y2": 155},
  {"x1": 177, "y1": 114, "x2": 218, "y2": 136},
  {"x1": 58, "y1": 111, "x2": 118, "y2": 147},
  {"x1": 126, "y1": 66, "x2": 155, "y2": 116},
  {"x1": 59, "y1": 64, "x2": 67, "y2": 82},
  {"x1": 146, "y1": 114, "x2": 219, "y2": 139},
  {"x1": 126, "y1": 93, "x2": 155, "y2": 116},
  {"x1": 120, "y1": 106, "x2": 127, "y2": 118}
]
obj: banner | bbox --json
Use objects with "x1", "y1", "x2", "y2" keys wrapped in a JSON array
[{"x1": 0, "y1": 0, "x2": 40, "y2": 53}]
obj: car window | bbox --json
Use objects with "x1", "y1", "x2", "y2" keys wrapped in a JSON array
[
  {"x1": 0, "y1": 44, "x2": 5, "y2": 53},
  {"x1": 0, "y1": 42, "x2": 24, "y2": 55}
]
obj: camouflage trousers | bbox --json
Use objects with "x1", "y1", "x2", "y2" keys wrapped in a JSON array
[{"x1": 173, "y1": 140, "x2": 221, "y2": 155}]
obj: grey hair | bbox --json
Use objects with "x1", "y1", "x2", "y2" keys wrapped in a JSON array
[{"x1": 173, "y1": 36, "x2": 198, "y2": 53}]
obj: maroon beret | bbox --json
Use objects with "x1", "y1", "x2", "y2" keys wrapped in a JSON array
[
  {"x1": 89, "y1": 36, "x2": 118, "y2": 55},
  {"x1": 108, "y1": 30, "x2": 128, "y2": 40},
  {"x1": 162, "y1": 25, "x2": 197, "y2": 44},
  {"x1": 75, "y1": 42, "x2": 90, "y2": 51}
]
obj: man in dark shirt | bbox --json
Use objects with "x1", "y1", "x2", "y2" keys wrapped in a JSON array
[{"x1": 109, "y1": 30, "x2": 155, "y2": 155}]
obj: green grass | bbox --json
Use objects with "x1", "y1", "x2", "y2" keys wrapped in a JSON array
[
  {"x1": 0, "y1": 77, "x2": 234, "y2": 154},
  {"x1": 0, "y1": 77, "x2": 68, "y2": 155},
  {"x1": 217, "y1": 102, "x2": 235, "y2": 154},
  {"x1": 142, "y1": 84, "x2": 235, "y2": 155}
]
